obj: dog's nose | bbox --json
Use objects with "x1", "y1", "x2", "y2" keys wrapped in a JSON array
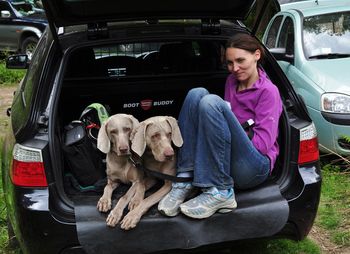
[
  {"x1": 164, "y1": 147, "x2": 174, "y2": 160},
  {"x1": 119, "y1": 146, "x2": 129, "y2": 154}
]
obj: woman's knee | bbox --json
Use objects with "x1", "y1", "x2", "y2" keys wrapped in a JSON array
[
  {"x1": 180, "y1": 88, "x2": 210, "y2": 121},
  {"x1": 198, "y1": 94, "x2": 224, "y2": 114},
  {"x1": 186, "y1": 87, "x2": 209, "y2": 101}
]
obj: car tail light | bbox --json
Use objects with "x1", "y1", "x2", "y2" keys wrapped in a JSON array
[
  {"x1": 298, "y1": 123, "x2": 319, "y2": 164},
  {"x1": 11, "y1": 144, "x2": 48, "y2": 187}
]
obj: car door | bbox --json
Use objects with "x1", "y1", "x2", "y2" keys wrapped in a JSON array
[
  {"x1": 0, "y1": 1, "x2": 18, "y2": 50},
  {"x1": 263, "y1": 14, "x2": 323, "y2": 119},
  {"x1": 264, "y1": 14, "x2": 296, "y2": 73}
]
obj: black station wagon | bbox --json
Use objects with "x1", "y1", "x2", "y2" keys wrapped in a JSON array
[{"x1": 1, "y1": 0, "x2": 322, "y2": 253}]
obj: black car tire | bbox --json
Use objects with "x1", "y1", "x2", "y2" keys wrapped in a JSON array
[{"x1": 21, "y1": 36, "x2": 39, "y2": 59}]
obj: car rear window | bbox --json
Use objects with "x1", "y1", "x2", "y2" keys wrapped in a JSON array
[{"x1": 65, "y1": 40, "x2": 225, "y2": 78}]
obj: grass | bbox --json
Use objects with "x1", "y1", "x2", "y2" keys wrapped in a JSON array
[
  {"x1": 316, "y1": 161, "x2": 350, "y2": 248},
  {"x1": 262, "y1": 239, "x2": 320, "y2": 254},
  {"x1": 0, "y1": 60, "x2": 24, "y2": 253},
  {"x1": 0, "y1": 138, "x2": 15, "y2": 254},
  {"x1": 0, "y1": 55, "x2": 26, "y2": 87},
  {"x1": 222, "y1": 239, "x2": 320, "y2": 254}
]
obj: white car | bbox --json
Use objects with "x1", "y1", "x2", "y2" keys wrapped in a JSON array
[{"x1": 263, "y1": 0, "x2": 350, "y2": 155}]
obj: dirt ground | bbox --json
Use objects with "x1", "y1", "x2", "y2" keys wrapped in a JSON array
[
  {"x1": 0, "y1": 85, "x2": 348, "y2": 254},
  {"x1": 0, "y1": 86, "x2": 17, "y2": 139},
  {"x1": 309, "y1": 226, "x2": 350, "y2": 254}
]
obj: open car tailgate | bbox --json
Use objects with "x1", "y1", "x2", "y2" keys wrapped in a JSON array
[{"x1": 73, "y1": 182, "x2": 288, "y2": 253}]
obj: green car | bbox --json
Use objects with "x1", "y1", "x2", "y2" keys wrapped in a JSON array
[{"x1": 263, "y1": 0, "x2": 350, "y2": 155}]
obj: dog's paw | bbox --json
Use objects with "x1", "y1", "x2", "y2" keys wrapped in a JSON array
[
  {"x1": 120, "y1": 211, "x2": 141, "y2": 230},
  {"x1": 97, "y1": 197, "x2": 112, "y2": 212},
  {"x1": 106, "y1": 210, "x2": 123, "y2": 227},
  {"x1": 128, "y1": 197, "x2": 142, "y2": 211}
]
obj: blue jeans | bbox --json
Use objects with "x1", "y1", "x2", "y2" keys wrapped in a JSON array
[{"x1": 177, "y1": 88, "x2": 270, "y2": 190}]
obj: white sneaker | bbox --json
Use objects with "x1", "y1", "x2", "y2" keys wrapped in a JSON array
[
  {"x1": 180, "y1": 187, "x2": 236, "y2": 219},
  {"x1": 158, "y1": 182, "x2": 194, "y2": 217}
]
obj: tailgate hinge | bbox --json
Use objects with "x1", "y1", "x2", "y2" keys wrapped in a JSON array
[
  {"x1": 87, "y1": 22, "x2": 109, "y2": 40},
  {"x1": 201, "y1": 19, "x2": 221, "y2": 35}
]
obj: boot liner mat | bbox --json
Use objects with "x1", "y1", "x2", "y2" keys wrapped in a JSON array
[{"x1": 73, "y1": 182, "x2": 289, "y2": 254}]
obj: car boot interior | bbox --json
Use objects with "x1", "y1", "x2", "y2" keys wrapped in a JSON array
[
  {"x1": 57, "y1": 39, "x2": 287, "y2": 193},
  {"x1": 57, "y1": 37, "x2": 290, "y2": 196},
  {"x1": 52, "y1": 38, "x2": 291, "y2": 252}
]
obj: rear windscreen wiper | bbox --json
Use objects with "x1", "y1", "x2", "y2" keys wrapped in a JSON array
[{"x1": 309, "y1": 53, "x2": 350, "y2": 59}]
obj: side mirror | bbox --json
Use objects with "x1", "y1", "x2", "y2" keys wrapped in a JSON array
[
  {"x1": 269, "y1": 48, "x2": 294, "y2": 64},
  {"x1": 1, "y1": 10, "x2": 11, "y2": 18},
  {"x1": 6, "y1": 54, "x2": 29, "y2": 69}
]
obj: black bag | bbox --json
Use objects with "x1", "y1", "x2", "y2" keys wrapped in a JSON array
[{"x1": 62, "y1": 121, "x2": 105, "y2": 187}]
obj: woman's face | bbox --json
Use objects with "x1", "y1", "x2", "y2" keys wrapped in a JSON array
[{"x1": 225, "y1": 47, "x2": 260, "y2": 83}]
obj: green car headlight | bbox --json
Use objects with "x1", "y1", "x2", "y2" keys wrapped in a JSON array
[{"x1": 321, "y1": 93, "x2": 350, "y2": 113}]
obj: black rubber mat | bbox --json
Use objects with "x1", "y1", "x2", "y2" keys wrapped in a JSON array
[{"x1": 73, "y1": 183, "x2": 289, "y2": 254}]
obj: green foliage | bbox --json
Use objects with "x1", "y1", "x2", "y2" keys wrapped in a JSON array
[
  {"x1": 264, "y1": 239, "x2": 320, "y2": 254},
  {"x1": 332, "y1": 231, "x2": 350, "y2": 246},
  {"x1": 0, "y1": 137, "x2": 20, "y2": 254},
  {"x1": 340, "y1": 135, "x2": 350, "y2": 144},
  {"x1": 225, "y1": 239, "x2": 320, "y2": 254},
  {"x1": 0, "y1": 58, "x2": 26, "y2": 87},
  {"x1": 316, "y1": 164, "x2": 350, "y2": 248},
  {"x1": 317, "y1": 204, "x2": 341, "y2": 229},
  {"x1": 0, "y1": 137, "x2": 9, "y2": 252},
  {"x1": 320, "y1": 153, "x2": 350, "y2": 173},
  {"x1": 321, "y1": 163, "x2": 342, "y2": 173}
]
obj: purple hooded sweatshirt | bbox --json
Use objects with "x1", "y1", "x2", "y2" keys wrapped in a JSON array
[{"x1": 224, "y1": 68, "x2": 282, "y2": 171}]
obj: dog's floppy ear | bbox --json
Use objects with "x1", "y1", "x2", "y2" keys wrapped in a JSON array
[
  {"x1": 166, "y1": 116, "x2": 183, "y2": 147},
  {"x1": 131, "y1": 122, "x2": 147, "y2": 157},
  {"x1": 97, "y1": 119, "x2": 110, "y2": 153},
  {"x1": 126, "y1": 114, "x2": 139, "y2": 132}
]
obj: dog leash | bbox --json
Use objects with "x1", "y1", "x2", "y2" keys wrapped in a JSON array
[{"x1": 129, "y1": 154, "x2": 193, "y2": 183}]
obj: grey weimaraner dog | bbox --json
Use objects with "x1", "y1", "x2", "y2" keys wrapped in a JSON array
[
  {"x1": 119, "y1": 116, "x2": 183, "y2": 230},
  {"x1": 96, "y1": 113, "x2": 145, "y2": 229}
]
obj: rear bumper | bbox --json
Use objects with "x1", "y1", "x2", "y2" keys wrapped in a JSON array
[
  {"x1": 280, "y1": 164, "x2": 322, "y2": 240},
  {"x1": 7, "y1": 164, "x2": 322, "y2": 253},
  {"x1": 8, "y1": 188, "x2": 81, "y2": 254}
]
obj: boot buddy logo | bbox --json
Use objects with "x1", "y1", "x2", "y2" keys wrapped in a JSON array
[{"x1": 123, "y1": 99, "x2": 174, "y2": 111}]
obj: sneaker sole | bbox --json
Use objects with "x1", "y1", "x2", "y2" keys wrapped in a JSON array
[
  {"x1": 158, "y1": 199, "x2": 181, "y2": 217},
  {"x1": 158, "y1": 208, "x2": 180, "y2": 217}
]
